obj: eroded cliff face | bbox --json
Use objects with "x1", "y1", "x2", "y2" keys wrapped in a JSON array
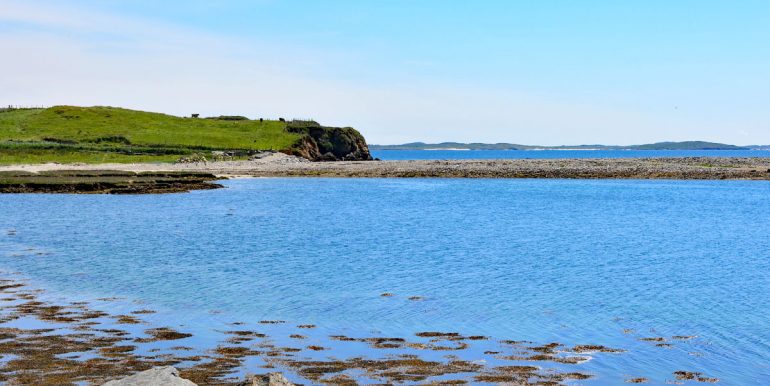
[{"x1": 284, "y1": 121, "x2": 373, "y2": 161}]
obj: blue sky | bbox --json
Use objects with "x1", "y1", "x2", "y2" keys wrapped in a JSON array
[{"x1": 1, "y1": 0, "x2": 769, "y2": 145}]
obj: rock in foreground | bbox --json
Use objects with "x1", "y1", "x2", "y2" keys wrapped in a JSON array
[
  {"x1": 245, "y1": 372, "x2": 296, "y2": 386},
  {"x1": 103, "y1": 366, "x2": 197, "y2": 386},
  {"x1": 102, "y1": 367, "x2": 296, "y2": 386}
]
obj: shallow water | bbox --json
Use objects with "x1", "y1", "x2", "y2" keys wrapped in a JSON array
[
  {"x1": 1, "y1": 178, "x2": 769, "y2": 384},
  {"x1": 371, "y1": 149, "x2": 770, "y2": 160}
]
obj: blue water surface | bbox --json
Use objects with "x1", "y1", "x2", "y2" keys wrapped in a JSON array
[
  {"x1": 371, "y1": 149, "x2": 770, "y2": 160},
  {"x1": 1, "y1": 178, "x2": 769, "y2": 384}
]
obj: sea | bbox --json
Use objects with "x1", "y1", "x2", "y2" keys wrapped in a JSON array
[{"x1": 1, "y1": 152, "x2": 769, "y2": 384}]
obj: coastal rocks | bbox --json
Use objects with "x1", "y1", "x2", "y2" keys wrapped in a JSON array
[
  {"x1": 248, "y1": 152, "x2": 309, "y2": 165},
  {"x1": 0, "y1": 170, "x2": 223, "y2": 194},
  {"x1": 243, "y1": 372, "x2": 296, "y2": 386},
  {"x1": 284, "y1": 120, "x2": 373, "y2": 161},
  {"x1": 285, "y1": 135, "x2": 322, "y2": 161},
  {"x1": 102, "y1": 366, "x2": 196, "y2": 386},
  {"x1": 102, "y1": 367, "x2": 297, "y2": 386},
  {"x1": 248, "y1": 151, "x2": 277, "y2": 161}
]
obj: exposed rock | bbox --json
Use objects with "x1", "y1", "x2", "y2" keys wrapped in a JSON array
[
  {"x1": 0, "y1": 170, "x2": 223, "y2": 194},
  {"x1": 248, "y1": 151, "x2": 275, "y2": 160},
  {"x1": 242, "y1": 372, "x2": 296, "y2": 386},
  {"x1": 103, "y1": 366, "x2": 197, "y2": 386},
  {"x1": 317, "y1": 152, "x2": 338, "y2": 162},
  {"x1": 102, "y1": 367, "x2": 295, "y2": 386},
  {"x1": 285, "y1": 120, "x2": 373, "y2": 161}
]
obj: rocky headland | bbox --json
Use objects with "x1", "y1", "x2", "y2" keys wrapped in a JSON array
[
  {"x1": 0, "y1": 106, "x2": 375, "y2": 165},
  {"x1": 283, "y1": 120, "x2": 372, "y2": 161}
]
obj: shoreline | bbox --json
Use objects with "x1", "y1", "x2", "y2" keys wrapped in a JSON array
[{"x1": 1, "y1": 156, "x2": 770, "y2": 181}]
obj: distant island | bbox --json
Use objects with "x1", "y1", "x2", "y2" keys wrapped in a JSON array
[{"x1": 371, "y1": 141, "x2": 760, "y2": 151}]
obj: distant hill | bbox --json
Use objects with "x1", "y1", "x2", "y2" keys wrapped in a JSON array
[
  {"x1": 370, "y1": 141, "x2": 751, "y2": 151},
  {"x1": 629, "y1": 141, "x2": 749, "y2": 150}
]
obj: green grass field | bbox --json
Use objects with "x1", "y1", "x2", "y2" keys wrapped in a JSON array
[{"x1": 0, "y1": 106, "x2": 302, "y2": 164}]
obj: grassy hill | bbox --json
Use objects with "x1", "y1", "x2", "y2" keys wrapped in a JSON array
[{"x1": 0, "y1": 106, "x2": 302, "y2": 164}]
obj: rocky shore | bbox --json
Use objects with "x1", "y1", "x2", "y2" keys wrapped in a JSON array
[
  {"x1": 3, "y1": 156, "x2": 770, "y2": 181},
  {"x1": 0, "y1": 272, "x2": 717, "y2": 385},
  {"x1": 223, "y1": 156, "x2": 770, "y2": 179},
  {"x1": 0, "y1": 170, "x2": 223, "y2": 194}
]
